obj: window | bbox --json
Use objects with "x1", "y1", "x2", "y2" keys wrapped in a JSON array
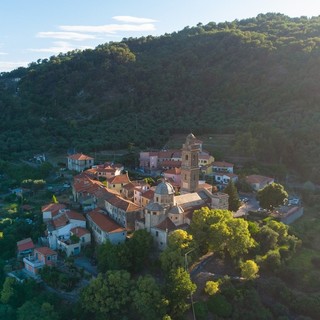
[
  {"x1": 47, "y1": 256, "x2": 51, "y2": 261},
  {"x1": 156, "y1": 231, "x2": 159, "y2": 237},
  {"x1": 185, "y1": 155, "x2": 188, "y2": 160}
]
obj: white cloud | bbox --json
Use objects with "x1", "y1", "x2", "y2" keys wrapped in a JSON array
[
  {"x1": 29, "y1": 41, "x2": 92, "y2": 54},
  {"x1": 60, "y1": 23, "x2": 156, "y2": 34},
  {"x1": 37, "y1": 31, "x2": 97, "y2": 41},
  {"x1": 112, "y1": 16, "x2": 157, "y2": 23}
]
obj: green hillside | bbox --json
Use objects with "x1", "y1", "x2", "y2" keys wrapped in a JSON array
[{"x1": 1, "y1": 13, "x2": 320, "y2": 181}]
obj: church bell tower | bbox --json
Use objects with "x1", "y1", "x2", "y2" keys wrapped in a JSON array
[{"x1": 180, "y1": 133, "x2": 201, "y2": 193}]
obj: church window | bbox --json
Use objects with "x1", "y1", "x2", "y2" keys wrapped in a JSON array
[{"x1": 185, "y1": 155, "x2": 188, "y2": 160}]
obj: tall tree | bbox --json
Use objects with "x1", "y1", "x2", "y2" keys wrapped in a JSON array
[
  {"x1": 257, "y1": 183, "x2": 288, "y2": 209},
  {"x1": 80, "y1": 270, "x2": 133, "y2": 320},
  {"x1": 166, "y1": 267, "x2": 197, "y2": 319},
  {"x1": 224, "y1": 180, "x2": 241, "y2": 212},
  {"x1": 132, "y1": 275, "x2": 168, "y2": 320}
]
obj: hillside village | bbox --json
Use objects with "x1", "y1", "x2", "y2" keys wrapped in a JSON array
[{"x1": 7, "y1": 133, "x2": 303, "y2": 281}]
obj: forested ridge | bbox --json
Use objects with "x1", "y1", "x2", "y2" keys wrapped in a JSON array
[{"x1": 1, "y1": 13, "x2": 320, "y2": 181}]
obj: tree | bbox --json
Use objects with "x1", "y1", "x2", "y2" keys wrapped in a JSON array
[
  {"x1": 257, "y1": 183, "x2": 288, "y2": 209},
  {"x1": 0, "y1": 277, "x2": 16, "y2": 305},
  {"x1": 166, "y1": 267, "x2": 197, "y2": 319},
  {"x1": 97, "y1": 241, "x2": 132, "y2": 272},
  {"x1": 80, "y1": 270, "x2": 133, "y2": 319},
  {"x1": 190, "y1": 208, "x2": 230, "y2": 253},
  {"x1": 17, "y1": 301, "x2": 59, "y2": 320},
  {"x1": 209, "y1": 216, "x2": 256, "y2": 258},
  {"x1": 160, "y1": 229, "x2": 193, "y2": 273},
  {"x1": 240, "y1": 260, "x2": 259, "y2": 279},
  {"x1": 224, "y1": 180, "x2": 241, "y2": 212},
  {"x1": 204, "y1": 281, "x2": 220, "y2": 295},
  {"x1": 132, "y1": 275, "x2": 168, "y2": 320},
  {"x1": 128, "y1": 229, "x2": 154, "y2": 272}
]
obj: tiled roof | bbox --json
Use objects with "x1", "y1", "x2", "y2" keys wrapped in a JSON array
[
  {"x1": 70, "y1": 227, "x2": 90, "y2": 237},
  {"x1": 142, "y1": 189, "x2": 154, "y2": 200},
  {"x1": 68, "y1": 153, "x2": 93, "y2": 161},
  {"x1": 87, "y1": 209, "x2": 125, "y2": 233},
  {"x1": 246, "y1": 175, "x2": 274, "y2": 184},
  {"x1": 155, "y1": 217, "x2": 177, "y2": 231},
  {"x1": 41, "y1": 203, "x2": 66, "y2": 215},
  {"x1": 35, "y1": 247, "x2": 57, "y2": 256},
  {"x1": 17, "y1": 238, "x2": 35, "y2": 252},
  {"x1": 212, "y1": 161, "x2": 234, "y2": 167},
  {"x1": 159, "y1": 160, "x2": 182, "y2": 168},
  {"x1": 123, "y1": 182, "x2": 136, "y2": 191},
  {"x1": 66, "y1": 210, "x2": 86, "y2": 221},
  {"x1": 108, "y1": 173, "x2": 130, "y2": 185},
  {"x1": 164, "y1": 167, "x2": 181, "y2": 175},
  {"x1": 106, "y1": 195, "x2": 141, "y2": 212},
  {"x1": 52, "y1": 214, "x2": 69, "y2": 229}
]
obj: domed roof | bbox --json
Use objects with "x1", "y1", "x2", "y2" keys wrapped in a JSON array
[
  {"x1": 145, "y1": 202, "x2": 164, "y2": 212},
  {"x1": 168, "y1": 205, "x2": 184, "y2": 215},
  {"x1": 155, "y1": 181, "x2": 175, "y2": 195}
]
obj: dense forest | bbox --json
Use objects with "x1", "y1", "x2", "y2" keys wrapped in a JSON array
[{"x1": 1, "y1": 13, "x2": 320, "y2": 182}]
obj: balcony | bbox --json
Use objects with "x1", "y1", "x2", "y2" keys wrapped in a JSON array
[{"x1": 23, "y1": 256, "x2": 45, "y2": 269}]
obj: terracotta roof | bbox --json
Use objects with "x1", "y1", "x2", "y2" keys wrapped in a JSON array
[
  {"x1": 87, "y1": 209, "x2": 125, "y2": 233},
  {"x1": 123, "y1": 182, "x2": 136, "y2": 191},
  {"x1": 106, "y1": 195, "x2": 141, "y2": 212},
  {"x1": 66, "y1": 210, "x2": 86, "y2": 221},
  {"x1": 159, "y1": 160, "x2": 182, "y2": 168},
  {"x1": 108, "y1": 173, "x2": 130, "y2": 185},
  {"x1": 164, "y1": 167, "x2": 181, "y2": 175},
  {"x1": 155, "y1": 217, "x2": 177, "y2": 231},
  {"x1": 52, "y1": 214, "x2": 69, "y2": 229},
  {"x1": 41, "y1": 203, "x2": 66, "y2": 215},
  {"x1": 70, "y1": 227, "x2": 90, "y2": 237},
  {"x1": 68, "y1": 153, "x2": 93, "y2": 161},
  {"x1": 142, "y1": 189, "x2": 154, "y2": 200},
  {"x1": 246, "y1": 175, "x2": 274, "y2": 184},
  {"x1": 35, "y1": 247, "x2": 57, "y2": 256},
  {"x1": 17, "y1": 238, "x2": 35, "y2": 252},
  {"x1": 212, "y1": 161, "x2": 234, "y2": 167}
]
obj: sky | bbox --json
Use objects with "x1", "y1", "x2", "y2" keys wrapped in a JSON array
[{"x1": 1, "y1": 0, "x2": 320, "y2": 73}]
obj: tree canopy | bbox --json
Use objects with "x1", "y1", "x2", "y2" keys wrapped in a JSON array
[{"x1": 257, "y1": 183, "x2": 288, "y2": 209}]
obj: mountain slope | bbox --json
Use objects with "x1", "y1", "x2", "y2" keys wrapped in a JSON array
[{"x1": 1, "y1": 13, "x2": 320, "y2": 181}]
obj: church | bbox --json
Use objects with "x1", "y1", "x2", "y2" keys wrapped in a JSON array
[{"x1": 135, "y1": 133, "x2": 229, "y2": 250}]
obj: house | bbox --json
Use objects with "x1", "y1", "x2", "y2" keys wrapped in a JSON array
[
  {"x1": 107, "y1": 173, "x2": 131, "y2": 193},
  {"x1": 56, "y1": 226, "x2": 91, "y2": 257},
  {"x1": 23, "y1": 247, "x2": 57, "y2": 275},
  {"x1": 86, "y1": 162, "x2": 123, "y2": 179},
  {"x1": 212, "y1": 161, "x2": 234, "y2": 173},
  {"x1": 133, "y1": 183, "x2": 151, "y2": 206},
  {"x1": 140, "y1": 189, "x2": 155, "y2": 207},
  {"x1": 46, "y1": 209, "x2": 87, "y2": 250},
  {"x1": 139, "y1": 152, "x2": 159, "y2": 170},
  {"x1": 87, "y1": 208, "x2": 126, "y2": 245},
  {"x1": 104, "y1": 194, "x2": 142, "y2": 231},
  {"x1": 163, "y1": 167, "x2": 181, "y2": 185},
  {"x1": 17, "y1": 238, "x2": 35, "y2": 258},
  {"x1": 246, "y1": 175, "x2": 274, "y2": 191},
  {"x1": 41, "y1": 203, "x2": 66, "y2": 221},
  {"x1": 72, "y1": 173, "x2": 117, "y2": 211},
  {"x1": 213, "y1": 172, "x2": 238, "y2": 185},
  {"x1": 67, "y1": 153, "x2": 94, "y2": 172}
]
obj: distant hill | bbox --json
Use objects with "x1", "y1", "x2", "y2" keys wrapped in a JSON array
[{"x1": 0, "y1": 13, "x2": 320, "y2": 182}]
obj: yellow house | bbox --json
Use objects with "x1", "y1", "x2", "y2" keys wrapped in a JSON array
[
  {"x1": 200, "y1": 163, "x2": 213, "y2": 175},
  {"x1": 107, "y1": 173, "x2": 131, "y2": 193}
]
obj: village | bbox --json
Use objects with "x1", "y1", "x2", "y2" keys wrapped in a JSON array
[{"x1": 3, "y1": 133, "x2": 303, "y2": 287}]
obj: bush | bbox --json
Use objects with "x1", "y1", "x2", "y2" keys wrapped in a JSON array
[
  {"x1": 194, "y1": 301, "x2": 208, "y2": 320},
  {"x1": 207, "y1": 294, "x2": 232, "y2": 318}
]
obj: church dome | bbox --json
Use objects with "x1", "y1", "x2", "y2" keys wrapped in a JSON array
[{"x1": 155, "y1": 181, "x2": 175, "y2": 195}]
